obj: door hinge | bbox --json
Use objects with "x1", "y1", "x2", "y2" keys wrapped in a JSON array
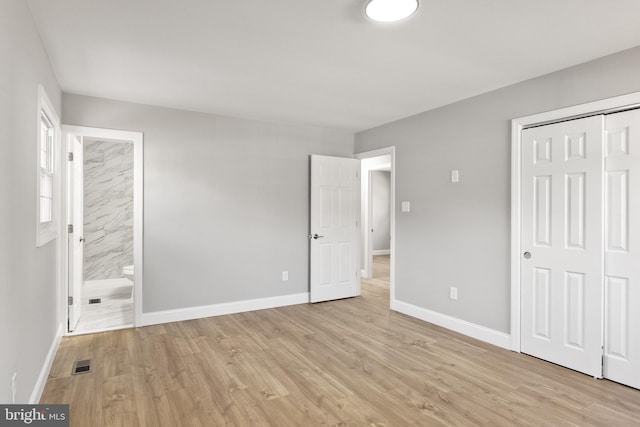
[
  {"x1": 68, "y1": 224, "x2": 73, "y2": 234},
  {"x1": 68, "y1": 296, "x2": 73, "y2": 306},
  {"x1": 68, "y1": 152, "x2": 74, "y2": 161}
]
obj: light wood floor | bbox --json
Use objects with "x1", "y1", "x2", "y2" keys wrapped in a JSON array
[{"x1": 42, "y1": 256, "x2": 640, "y2": 426}]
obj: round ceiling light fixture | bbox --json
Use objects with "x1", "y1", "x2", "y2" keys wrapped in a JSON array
[{"x1": 365, "y1": 0, "x2": 419, "y2": 23}]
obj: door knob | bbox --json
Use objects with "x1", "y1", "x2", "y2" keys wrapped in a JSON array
[
  {"x1": 308, "y1": 234, "x2": 325, "y2": 240},
  {"x1": 523, "y1": 251, "x2": 531, "y2": 259},
  {"x1": 79, "y1": 236, "x2": 85, "y2": 243}
]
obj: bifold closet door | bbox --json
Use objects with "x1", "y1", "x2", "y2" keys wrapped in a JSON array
[
  {"x1": 604, "y1": 109, "x2": 640, "y2": 389},
  {"x1": 521, "y1": 116, "x2": 604, "y2": 378}
]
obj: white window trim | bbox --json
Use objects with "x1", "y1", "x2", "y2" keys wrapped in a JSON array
[{"x1": 36, "y1": 85, "x2": 60, "y2": 247}]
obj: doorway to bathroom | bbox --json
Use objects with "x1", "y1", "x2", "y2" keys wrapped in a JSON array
[{"x1": 63, "y1": 126, "x2": 143, "y2": 335}]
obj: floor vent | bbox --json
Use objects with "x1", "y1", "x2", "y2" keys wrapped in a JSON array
[
  {"x1": 72, "y1": 359, "x2": 92, "y2": 375},
  {"x1": 88, "y1": 298, "x2": 102, "y2": 304}
]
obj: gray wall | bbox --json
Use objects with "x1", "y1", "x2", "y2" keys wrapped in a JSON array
[
  {"x1": 62, "y1": 94, "x2": 354, "y2": 313},
  {"x1": 0, "y1": 0, "x2": 62, "y2": 403},
  {"x1": 84, "y1": 139, "x2": 134, "y2": 280},
  {"x1": 355, "y1": 46, "x2": 640, "y2": 334},
  {"x1": 371, "y1": 171, "x2": 390, "y2": 251}
]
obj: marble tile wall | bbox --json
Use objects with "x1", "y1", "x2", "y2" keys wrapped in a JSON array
[{"x1": 83, "y1": 139, "x2": 134, "y2": 280}]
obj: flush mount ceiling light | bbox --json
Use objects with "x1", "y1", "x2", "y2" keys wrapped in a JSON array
[{"x1": 365, "y1": 0, "x2": 419, "y2": 22}]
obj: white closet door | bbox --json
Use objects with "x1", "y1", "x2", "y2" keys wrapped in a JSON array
[
  {"x1": 521, "y1": 116, "x2": 604, "y2": 378},
  {"x1": 604, "y1": 109, "x2": 640, "y2": 389}
]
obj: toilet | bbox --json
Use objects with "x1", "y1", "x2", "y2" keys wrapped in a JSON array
[{"x1": 122, "y1": 264, "x2": 134, "y2": 282}]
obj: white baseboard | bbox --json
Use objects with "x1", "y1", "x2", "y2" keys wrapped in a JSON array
[
  {"x1": 141, "y1": 292, "x2": 310, "y2": 326},
  {"x1": 391, "y1": 299, "x2": 511, "y2": 350},
  {"x1": 30, "y1": 323, "x2": 63, "y2": 404},
  {"x1": 372, "y1": 249, "x2": 390, "y2": 255}
]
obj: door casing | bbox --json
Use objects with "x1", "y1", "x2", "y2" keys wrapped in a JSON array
[
  {"x1": 61, "y1": 125, "x2": 144, "y2": 333},
  {"x1": 68, "y1": 134, "x2": 84, "y2": 331},
  {"x1": 355, "y1": 147, "x2": 396, "y2": 306}
]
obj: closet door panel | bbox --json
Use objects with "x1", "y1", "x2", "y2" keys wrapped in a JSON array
[
  {"x1": 521, "y1": 115, "x2": 604, "y2": 378},
  {"x1": 604, "y1": 109, "x2": 640, "y2": 390}
]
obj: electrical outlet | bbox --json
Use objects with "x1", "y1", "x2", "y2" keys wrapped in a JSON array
[
  {"x1": 450, "y1": 286, "x2": 458, "y2": 301},
  {"x1": 11, "y1": 372, "x2": 17, "y2": 404},
  {"x1": 282, "y1": 271, "x2": 289, "y2": 281}
]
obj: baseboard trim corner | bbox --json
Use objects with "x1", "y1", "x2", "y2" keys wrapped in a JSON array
[
  {"x1": 30, "y1": 323, "x2": 63, "y2": 404},
  {"x1": 140, "y1": 292, "x2": 310, "y2": 326},
  {"x1": 391, "y1": 299, "x2": 511, "y2": 350}
]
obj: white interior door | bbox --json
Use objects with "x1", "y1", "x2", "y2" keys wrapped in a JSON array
[
  {"x1": 521, "y1": 116, "x2": 604, "y2": 377},
  {"x1": 68, "y1": 134, "x2": 84, "y2": 332},
  {"x1": 310, "y1": 155, "x2": 360, "y2": 303},
  {"x1": 604, "y1": 109, "x2": 640, "y2": 389}
]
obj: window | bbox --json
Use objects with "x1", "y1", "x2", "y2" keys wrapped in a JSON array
[
  {"x1": 36, "y1": 85, "x2": 60, "y2": 247},
  {"x1": 39, "y1": 113, "x2": 54, "y2": 222}
]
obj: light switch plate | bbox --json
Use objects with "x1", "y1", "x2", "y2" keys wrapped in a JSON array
[
  {"x1": 401, "y1": 201, "x2": 410, "y2": 212},
  {"x1": 451, "y1": 170, "x2": 459, "y2": 183}
]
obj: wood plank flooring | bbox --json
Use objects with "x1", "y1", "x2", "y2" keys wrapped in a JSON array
[{"x1": 41, "y1": 256, "x2": 640, "y2": 426}]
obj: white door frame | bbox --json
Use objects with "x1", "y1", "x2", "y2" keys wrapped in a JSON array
[
  {"x1": 355, "y1": 146, "x2": 396, "y2": 305},
  {"x1": 60, "y1": 125, "x2": 144, "y2": 331},
  {"x1": 68, "y1": 134, "x2": 84, "y2": 331},
  {"x1": 367, "y1": 170, "x2": 373, "y2": 277},
  {"x1": 511, "y1": 91, "x2": 640, "y2": 352}
]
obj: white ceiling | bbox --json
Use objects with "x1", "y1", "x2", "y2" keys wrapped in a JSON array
[{"x1": 27, "y1": 0, "x2": 640, "y2": 132}]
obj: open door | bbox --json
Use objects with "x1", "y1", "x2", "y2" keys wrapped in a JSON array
[
  {"x1": 310, "y1": 155, "x2": 360, "y2": 303},
  {"x1": 67, "y1": 134, "x2": 84, "y2": 332}
]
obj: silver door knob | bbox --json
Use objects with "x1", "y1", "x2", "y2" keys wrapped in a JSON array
[
  {"x1": 523, "y1": 251, "x2": 531, "y2": 259},
  {"x1": 309, "y1": 234, "x2": 325, "y2": 240}
]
